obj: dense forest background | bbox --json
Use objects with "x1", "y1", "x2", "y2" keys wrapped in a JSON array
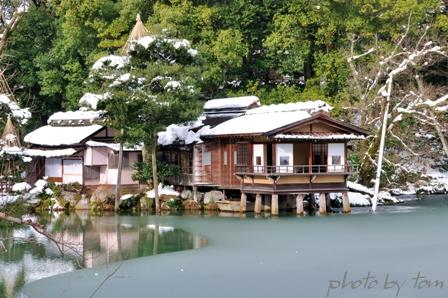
[{"x1": 1, "y1": 0, "x2": 447, "y2": 189}]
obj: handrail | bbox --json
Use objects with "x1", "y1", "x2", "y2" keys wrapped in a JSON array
[{"x1": 235, "y1": 164, "x2": 359, "y2": 175}]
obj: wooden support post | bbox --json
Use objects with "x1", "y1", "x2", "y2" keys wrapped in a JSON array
[
  {"x1": 319, "y1": 193, "x2": 327, "y2": 215},
  {"x1": 240, "y1": 192, "x2": 247, "y2": 213},
  {"x1": 342, "y1": 191, "x2": 351, "y2": 213},
  {"x1": 296, "y1": 194, "x2": 304, "y2": 216},
  {"x1": 255, "y1": 193, "x2": 262, "y2": 214},
  {"x1": 271, "y1": 194, "x2": 279, "y2": 215},
  {"x1": 193, "y1": 186, "x2": 198, "y2": 203}
]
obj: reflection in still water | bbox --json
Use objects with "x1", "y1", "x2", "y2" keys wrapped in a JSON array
[{"x1": 0, "y1": 212, "x2": 206, "y2": 298}]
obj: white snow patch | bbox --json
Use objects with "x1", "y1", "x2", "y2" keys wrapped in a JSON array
[
  {"x1": 0, "y1": 94, "x2": 32, "y2": 124},
  {"x1": 120, "y1": 194, "x2": 134, "y2": 201},
  {"x1": 157, "y1": 119, "x2": 211, "y2": 146},
  {"x1": 164, "y1": 80, "x2": 181, "y2": 90},
  {"x1": 79, "y1": 93, "x2": 110, "y2": 110},
  {"x1": 204, "y1": 96, "x2": 261, "y2": 110},
  {"x1": 131, "y1": 35, "x2": 198, "y2": 57},
  {"x1": 29, "y1": 179, "x2": 47, "y2": 195},
  {"x1": 12, "y1": 182, "x2": 31, "y2": 192},
  {"x1": 347, "y1": 181, "x2": 374, "y2": 196},
  {"x1": 109, "y1": 73, "x2": 131, "y2": 87},
  {"x1": 146, "y1": 184, "x2": 179, "y2": 198},
  {"x1": 0, "y1": 194, "x2": 18, "y2": 206},
  {"x1": 348, "y1": 192, "x2": 371, "y2": 206},
  {"x1": 92, "y1": 55, "x2": 129, "y2": 70}
]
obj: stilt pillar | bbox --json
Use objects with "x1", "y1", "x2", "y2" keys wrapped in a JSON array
[
  {"x1": 342, "y1": 191, "x2": 351, "y2": 213},
  {"x1": 255, "y1": 193, "x2": 262, "y2": 214},
  {"x1": 296, "y1": 194, "x2": 304, "y2": 216},
  {"x1": 193, "y1": 186, "x2": 198, "y2": 203},
  {"x1": 271, "y1": 194, "x2": 279, "y2": 215},
  {"x1": 240, "y1": 193, "x2": 247, "y2": 212},
  {"x1": 319, "y1": 193, "x2": 327, "y2": 215}
]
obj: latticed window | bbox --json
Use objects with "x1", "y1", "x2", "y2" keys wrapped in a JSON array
[
  {"x1": 236, "y1": 143, "x2": 249, "y2": 165},
  {"x1": 312, "y1": 143, "x2": 328, "y2": 165},
  {"x1": 108, "y1": 152, "x2": 129, "y2": 169},
  {"x1": 85, "y1": 166, "x2": 100, "y2": 180}
]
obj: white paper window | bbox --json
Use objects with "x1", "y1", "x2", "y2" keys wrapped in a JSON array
[
  {"x1": 223, "y1": 151, "x2": 228, "y2": 165},
  {"x1": 45, "y1": 158, "x2": 62, "y2": 177},
  {"x1": 202, "y1": 151, "x2": 211, "y2": 166},
  {"x1": 233, "y1": 151, "x2": 237, "y2": 165},
  {"x1": 63, "y1": 160, "x2": 83, "y2": 175}
]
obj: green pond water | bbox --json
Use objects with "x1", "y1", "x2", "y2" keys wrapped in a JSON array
[{"x1": 2, "y1": 195, "x2": 448, "y2": 298}]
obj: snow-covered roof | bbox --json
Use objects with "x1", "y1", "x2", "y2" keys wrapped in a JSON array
[
  {"x1": 86, "y1": 141, "x2": 142, "y2": 152},
  {"x1": 25, "y1": 148, "x2": 78, "y2": 157},
  {"x1": 1, "y1": 146, "x2": 77, "y2": 158},
  {"x1": 24, "y1": 125, "x2": 103, "y2": 146},
  {"x1": 47, "y1": 110, "x2": 103, "y2": 125},
  {"x1": 274, "y1": 133, "x2": 366, "y2": 141},
  {"x1": 204, "y1": 110, "x2": 311, "y2": 136},
  {"x1": 203, "y1": 96, "x2": 261, "y2": 110},
  {"x1": 246, "y1": 100, "x2": 331, "y2": 115}
]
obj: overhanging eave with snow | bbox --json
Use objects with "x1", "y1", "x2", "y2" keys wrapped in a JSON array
[
  {"x1": 24, "y1": 124, "x2": 104, "y2": 147},
  {"x1": 273, "y1": 133, "x2": 366, "y2": 141},
  {"x1": 86, "y1": 141, "x2": 142, "y2": 152}
]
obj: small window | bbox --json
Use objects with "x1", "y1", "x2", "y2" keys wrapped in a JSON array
[
  {"x1": 233, "y1": 151, "x2": 237, "y2": 165},
  {"x1": 202, "y1": 151, "x2": 211, "y2": 166},
  {"x1": 137, "y1": 153, "x2": 143, "y2": 163},
  {"x1": 279, "y1": 156, "x2": 289, "y2": 166},
  {"x1": 223, "y1": 151, "x2": 228, "y2": 165},
  {"x1": 332, "y1": 155, "x2": 342, "y2": 165},
  {"x1": 108, "y1": 152, "x2": 129, "y2": 169},
  {"x1": 255, "y1": 156, "x2": 262, "y2": 165},
  {"x1": 85, "y1": 166, "x2": 100, "y2": 180}
]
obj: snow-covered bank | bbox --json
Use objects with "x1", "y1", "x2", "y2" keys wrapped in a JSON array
[{"x1": 333, "y1": 181, "x2": 402, "y2": 207}]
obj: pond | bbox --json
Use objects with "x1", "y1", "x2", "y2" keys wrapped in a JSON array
[
  {"x1": 0, "y1": 212, "x2": 206, "y2": 298},
  {"x1": 3, "y1": 195, "x2": 448, "y2": 297}
]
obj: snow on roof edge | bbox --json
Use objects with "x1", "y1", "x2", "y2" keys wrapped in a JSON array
[{"x1": 203, "y1": 96, "x2": 261, "y2": 110}]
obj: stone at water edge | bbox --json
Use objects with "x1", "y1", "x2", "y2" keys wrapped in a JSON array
[
  {"x1": 182, "y1": 199, "x2": 201, "y2": 210},
  {"x1": 91, "y1": 185, "x2": 114, "y2": 204},
  {"x1": 75, "y1": 195, "x2": 90, "y2": 210},
  {"x1": 203, "y1": 190, "x2": 225, "y2": 204},
  {"x1": 180, "y1": 190, "x2": 193, "y2": 200}
]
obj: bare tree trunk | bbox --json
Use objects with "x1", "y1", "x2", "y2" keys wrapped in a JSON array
[
  {"x1": 114, "y1": 129, "x2": 124, "y2": 212},
  {"x1": 151, "y1": 145, "x2": 159, "y2": 213},
  {"x1": 430, "y1": 110, "x2": 448, "y2": 158},
  {"x1": 415, "y1": 76, "x2": 448, "y2": 159},
  {"x1": 372, "y1": 77, "x2": 393, "y2": 211}
]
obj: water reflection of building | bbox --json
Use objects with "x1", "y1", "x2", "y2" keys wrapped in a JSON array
[{"x1": 0, "y1": 212, "x2": 205, "y2": 298}]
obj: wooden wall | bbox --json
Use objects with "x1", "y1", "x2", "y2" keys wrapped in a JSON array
[{"x1": 192, "y1": 140, "x2": 251, "y2": 188}]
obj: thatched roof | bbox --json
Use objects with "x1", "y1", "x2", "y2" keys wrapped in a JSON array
[
  {"x1": 2, "y1": 114, "x2": 21, "y2": 147},
  {"x1": 121, "y1": 14, "x2": 148, "y2": 54}
]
